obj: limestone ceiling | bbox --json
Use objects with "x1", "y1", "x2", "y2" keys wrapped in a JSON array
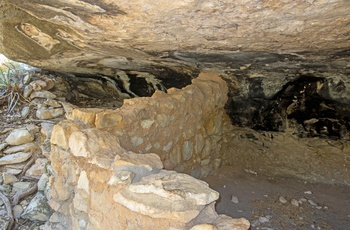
[{"x1": 0, "y1": 0, "x2": 349, "y2": 76}]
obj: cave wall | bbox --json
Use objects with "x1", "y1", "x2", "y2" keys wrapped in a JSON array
[{"x1": 46, "y1": 72, "x2": 249, "y2": 229}]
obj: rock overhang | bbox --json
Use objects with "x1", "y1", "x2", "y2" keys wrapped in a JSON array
[{"x1": 1, "y1": 0, "x2": 350, "y2": 72}]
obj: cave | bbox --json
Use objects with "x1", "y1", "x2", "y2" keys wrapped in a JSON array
[{"x1": 0, "y1": 0, "x2": 349, "y2": 229}]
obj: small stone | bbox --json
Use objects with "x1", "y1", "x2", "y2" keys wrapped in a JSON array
[
  {"x1": 300, "y1": 198, "x2": 307, "y2": 202},
  {"x1": 131, "y1": 136, "x2": 143, "y2": 147},
  {"x1": 38, "y1": 173, "x2": 49, "y2": 191},
  {"x1": 23, "y1": 85, "x2": 33, "y2": 98},
  {"x1": 49, "y1": 212, "x2": 61, "y2": 223},
  {"x1": 304, "y1": 191, "x2": 312, "y2": 195},
  {"x1": 259, "y1": 216, "x2": 270, "y2": 223},
  {"x1": 0, "y1": 143, "x2": 8, "y2": 151},
  {"x1": 2, "y1": 173, "x2": 18, "y2": 184},
  {"x1": 162, "y1": 141, "x2": 173, "y2": 152},
  {"x1": 44, "y1": 99, "x2": 61, "y2": 108},
  {"x1": 40, "y1": 122, "x2": 55, "y2": 138},
  {"x1": 308, "y1": 199, "x2": 317, "y2": 206},
  {"x1": 41, "y1": 139, "x2": 51, "y2": 156},
  {"x1": 20, "y1": 200, "x2": 29, "y2": 207},
  {"x1": 5, "y1": 128, "x2": 34, "y2": 146},
  {"x1": 21, "y1": 106, "x2": 30, "y2": 119},
  {"x1": 0, "y1": 185, "x2": 12, "y2": 194},
  {"x1": 77, "y1": 171, "x2": 89, "y2": 194},
  {"x1": 183, "y1": 141, "x2": 193, "y2": 161},
  {"x1": 141, "y1": 119, "x2": 154, "y2": 129},
  {"x1": 5, "y1": 168, "x2": 22, "y2": 175},
  {"x1": 244, "y1": 169, "x2": 258, "y2": 175},
  {"x1": 0, "y1": 128, "x2": 13, "y2": 135},
  {"x1": 190, "y1": 224, "x2": 216, "y2": 230},
  {"x1": 23, "y1": 74, "x2": 32, "y2": 85},
  {"x1": 30, "y1": 80, "x2": 47, "y2": 91},
  {"x1": 30, "y1": 90, "x2": 56, "y2": 99},
  {"x1": 108, "y1": 171, "x2": 135, "y2": 186},
  {"x1": 25, "y1": 124, "x2": 39, "y2": 133},
  {"x1": 12, "y1": 182, "x2": 32, "y2": 193},
  {"x1": 291, "y1": 199, "x2": 299, "y2": 207},
  {"x1": 36, "y1": 108, "x2": 64, "y2": 119},
  {"x1": 230, "y1": 195, "x2": 239, "y2": 204},
  {"x1": 213, "y1": 215, "x2": 250, "y2": 230},
  {"x1": 79, "y1": 220, "x2": 87, "y2": 228},
  {"x1": 13, "y1": 205, "x2": 24, "y2": 219},
  {"x1": 316, "y1": 206, "x2": 322, "y2": 210},
  {"x1": 44, "y1": 78, "x2": 55, "y2": 90},
  {"x1": 279, "y1": 196, "x2": 287, "y2": 204},
  {"x1": 0, "y1": 152, "x2": 32, "y2": 166},
  {"x1": 0, "y1": 217, "x2": 10, "y2": 229},
  {"x1": 4, "y1": 143, "x2": 37, "y2": 154},
  {"x1": 21, "y1": 192, "x2": 53, "y2": 221},
  {"x1": 25, "y1": 158, "x2": 48, "y2": 179}
]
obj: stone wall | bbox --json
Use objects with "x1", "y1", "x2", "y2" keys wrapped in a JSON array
[
  {"x1": 46, "y1": 72, "x2": 249, "y2": 229},
  {"x1": 71, "y1": 71, "x2": 231, "y2": 178}
]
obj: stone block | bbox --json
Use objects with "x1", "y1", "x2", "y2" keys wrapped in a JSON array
[
  {"x1": 72, "y1": 108, "x2": 105, "y2": 127},
  {"x1": 50, "y1": 120, "x2": 85, "y2": 150},
  {"x1": 95, "y1": 111, "x2": 123, "y2": 129},
  {"x1": 113, "y1": 170, "x2": 219, "y2": 223}
]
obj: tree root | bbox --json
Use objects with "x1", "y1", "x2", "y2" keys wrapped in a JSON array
[
  {"x1": 18, "y1": 156, "x2": 36, "y2": 180},
  {"x1": 0, "y1": 191, "x2": 14, "y2": 230},
  {"x1": 12, "y1": 184, "x2": 38, "y2": 207}
]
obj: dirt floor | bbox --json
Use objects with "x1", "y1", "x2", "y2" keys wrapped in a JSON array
[{"x1": 204, "y1": 165, "x2": 350, "y2": 230}]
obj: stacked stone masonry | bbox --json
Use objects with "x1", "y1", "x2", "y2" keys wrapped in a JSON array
[{"x1": 47, "y1": 72, "x2": 249, "y2": 229}]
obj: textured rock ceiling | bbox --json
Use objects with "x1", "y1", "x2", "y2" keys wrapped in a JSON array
[
  {"x1": 0, "y1": 0, "x2": 350, "y2": 136},
  {"x1": 0, "y1": 0, "x2": 349, "y2": 75}
]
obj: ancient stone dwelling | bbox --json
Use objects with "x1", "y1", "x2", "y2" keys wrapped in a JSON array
[{"x1": 0, "y1": 0, "x2": 349, "y2": 229}]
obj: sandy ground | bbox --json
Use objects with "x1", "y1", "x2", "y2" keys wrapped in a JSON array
[{"x1": 204, "y1": 165, "x2": 350, "y2": 230}]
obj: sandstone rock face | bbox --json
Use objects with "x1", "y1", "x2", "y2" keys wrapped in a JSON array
[
  {"x1": 0, "y1": 0, "x2": 349, "y2": 77},
  {"x1": 47, "y1": 72, "x2": 249, "y2": 229}
]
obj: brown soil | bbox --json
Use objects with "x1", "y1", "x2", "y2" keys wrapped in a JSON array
[{"x1": 204, "y1": 165, "x2": 350, "y2": 230}]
